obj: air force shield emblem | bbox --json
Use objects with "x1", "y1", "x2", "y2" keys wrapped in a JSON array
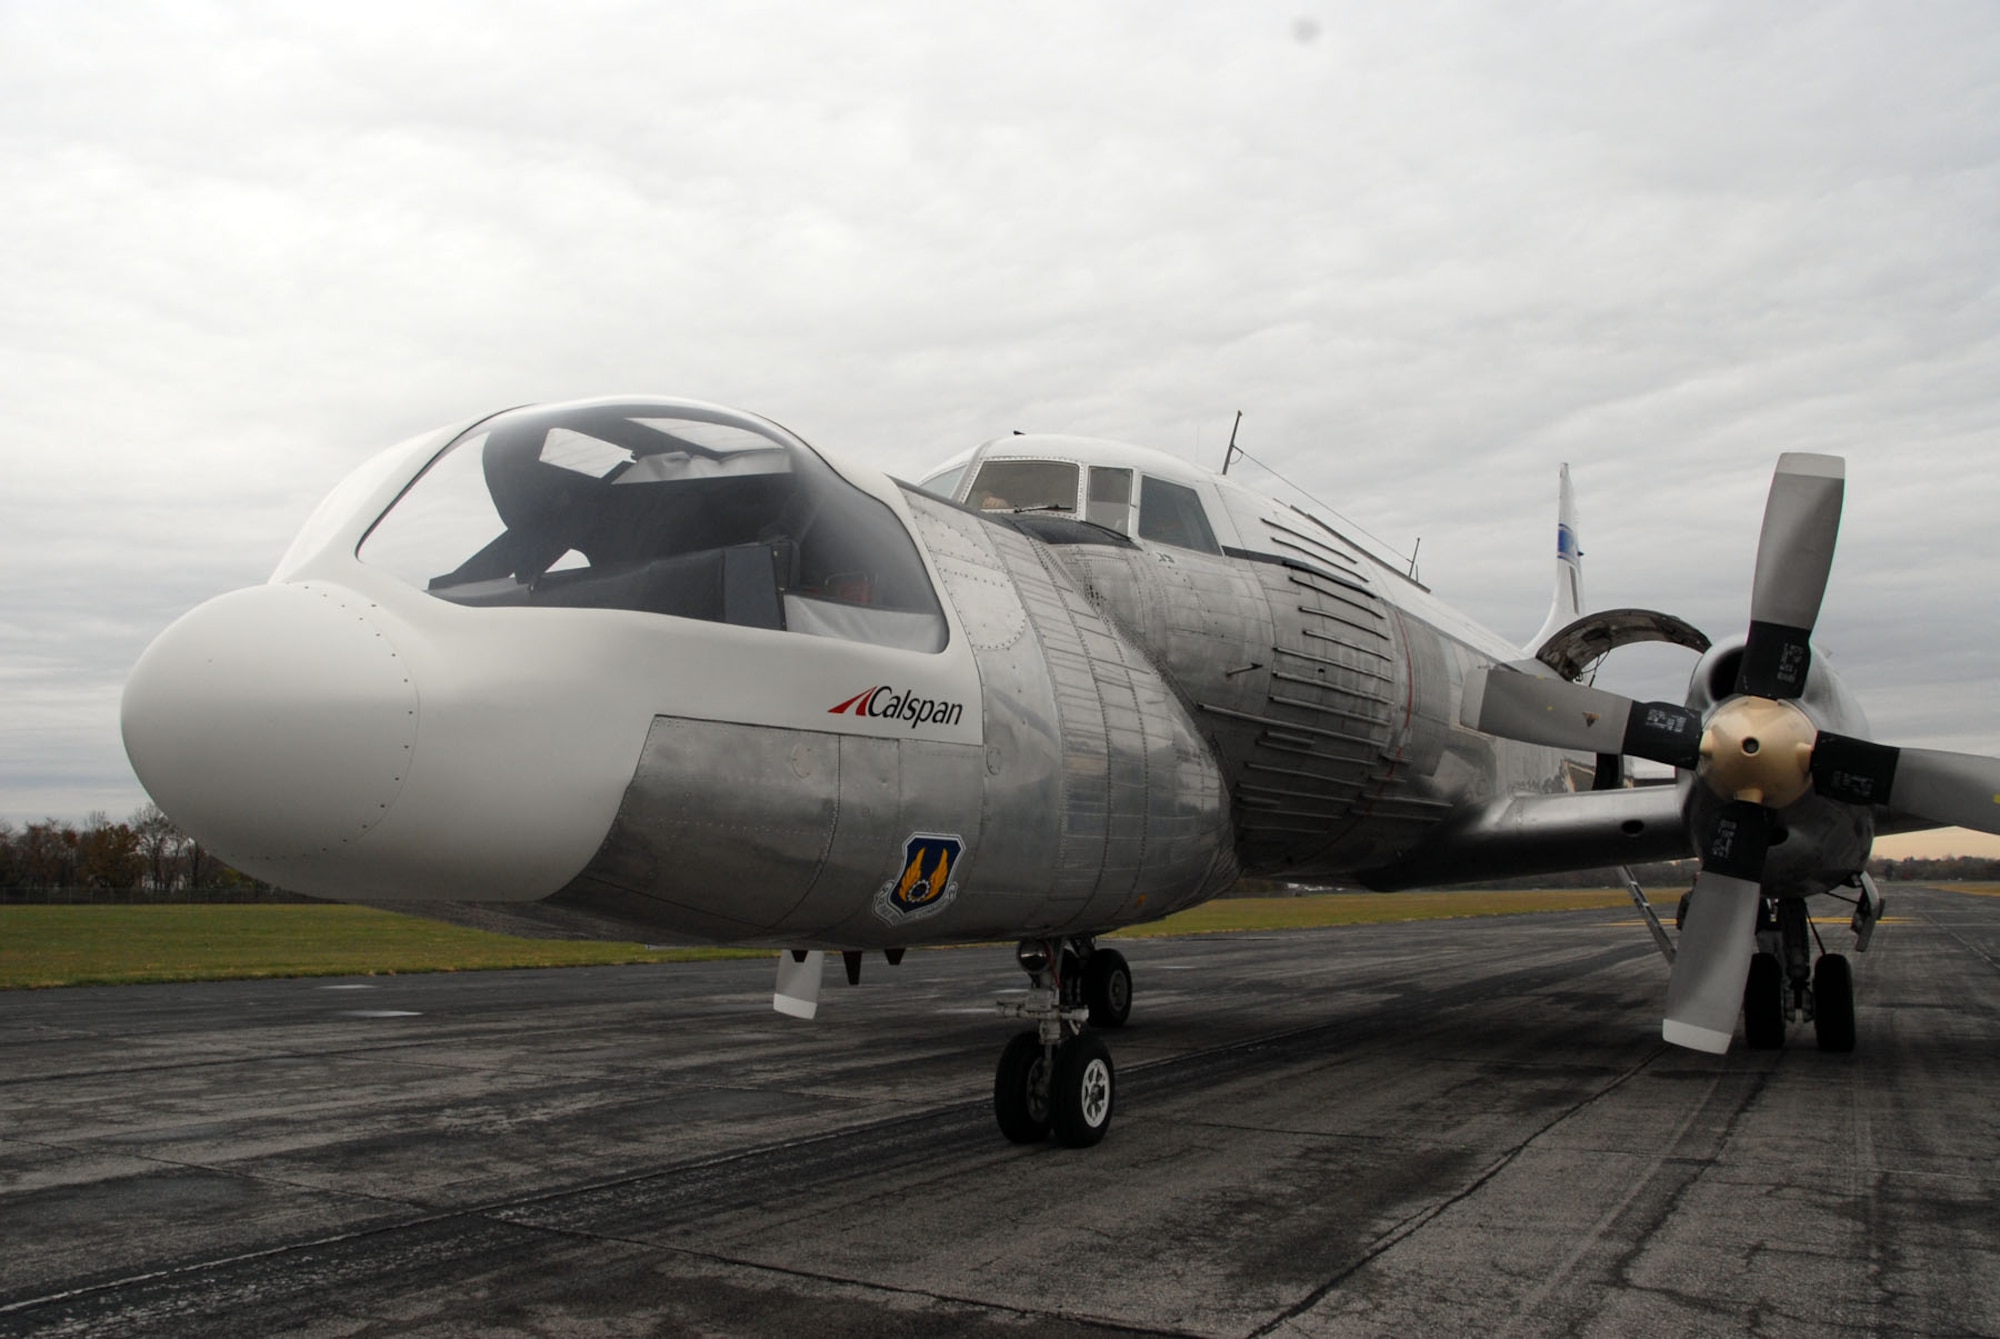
[{"x1": 873, "y1": 832, "x2": 964, "y2": 926}]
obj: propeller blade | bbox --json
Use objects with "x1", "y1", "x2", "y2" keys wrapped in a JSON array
[
  {"x1": 1892, "y1": 748, "x2": 2000, "y2": 835},
  {"x1": 1812, "y1": 734, "x2": 2000, "y2": 834},
  {"x1": 1663, "y1": 871, "x2": 1762, "y2": 1053},
  {"x1": 1739, "y1": 453, "x2": 1844, "y2": 699},
  {"x1": 773, "y1": 950, "x2": 825, "y2": 1019},
  {"x1": 1462, "y1": 665, "x2": 1702, "y2": 768},
  {"x1": 1810, "y1": 732, "x2": 1901, "y2": 806},
  {"x1": 1662, "y1": 801, "x2": 1771, "y2": 1053}
]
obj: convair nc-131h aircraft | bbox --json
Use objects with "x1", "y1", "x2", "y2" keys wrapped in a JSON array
[{"x1": 123, "y1": 397, "x2": 2000, "y2": 1147}]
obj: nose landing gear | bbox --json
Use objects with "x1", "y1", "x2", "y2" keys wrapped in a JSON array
[
  {"x1": 1741, "y1": 896, "x2": 1858, "y2": 1052},
  {"x1": 994, "y1": 937, "x2": 1125, "y2": 1147}
]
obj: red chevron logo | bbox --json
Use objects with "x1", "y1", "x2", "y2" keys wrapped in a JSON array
[{"x1": 828, "y1": 687, "x2": 879, "y2": 715}]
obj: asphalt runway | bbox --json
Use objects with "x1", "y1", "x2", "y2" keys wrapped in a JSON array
[{"x1": 3, "y1": 885, "x2": 1996, "y2": 1338}]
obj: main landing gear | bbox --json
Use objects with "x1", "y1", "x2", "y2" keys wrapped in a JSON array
[
  {"x1": 1740, "y1": 895, "x2": 1857, "y2": 1053},
  {"x1": 993, "y1": 937, "x2": 1129, "y2": 1147}
]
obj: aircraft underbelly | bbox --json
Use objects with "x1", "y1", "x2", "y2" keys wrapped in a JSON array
[{"x1": 546, "y1": 716, "x2": 991, "y2": 943}]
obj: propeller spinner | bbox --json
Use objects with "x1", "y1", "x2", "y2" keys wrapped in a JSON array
[{"x1": 1465, "y1": 453, "x2": 2000, "y2": 1052}]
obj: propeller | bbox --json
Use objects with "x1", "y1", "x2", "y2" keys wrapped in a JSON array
[
  {"x1": 1463, "y1": 453, "x2": 2000, "y2": 1052},
  {"x1": 1739, "y1": 451, "x2": 1843, "y2": 699},
  {"x1": 1662, "y1": 803, "x2": 1767, "y2": 1052}
]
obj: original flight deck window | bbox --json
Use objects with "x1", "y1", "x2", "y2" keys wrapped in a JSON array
[
  {"x1": 1137, "y1": 476, "x2": 1221, "y2": 554},
  {"x1": 358, "y1": 399, "x2": 948, "y2": 653},
  {"x1": 1086, "y1": 466, "x2": 1132, "y2": 533},
  {"x1": 968, "y1": 460, "x2": 1079, "y2": 514}
]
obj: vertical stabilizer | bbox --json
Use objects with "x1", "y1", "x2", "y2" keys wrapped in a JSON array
[{"x1": 1527, "y1": 464, "x2": 1583, "y2": 654}]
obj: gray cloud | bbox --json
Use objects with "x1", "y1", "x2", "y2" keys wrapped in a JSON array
[{"x1": 4, "y1": 1, "x2": 1997, "y2": 824}]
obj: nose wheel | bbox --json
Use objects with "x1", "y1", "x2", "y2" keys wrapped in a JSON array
[
  {"x1": 1741, "y1": 897, "x2": 1859, "y2": 1051},
  {"x1": 993, "y1": 938, "x2": 1121, "y2": 1147},
  {"x1": 1813, "y1": 952, "x2": 1855, "y2": 1052}
]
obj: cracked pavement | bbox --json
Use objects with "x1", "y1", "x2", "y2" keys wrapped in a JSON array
[{"x1": 2, "y1": 885, "x2": 1996, "y2": 1337}]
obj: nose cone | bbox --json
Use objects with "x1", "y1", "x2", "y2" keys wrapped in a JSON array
[{"x1": 123, "y1": 583, "x2": 419, "y2": 871}]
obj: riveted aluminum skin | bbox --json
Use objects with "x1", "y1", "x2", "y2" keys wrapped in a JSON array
[
  {"x1": 912, "y1": 496, "x2": 1238, "y2": 935},
  {"x1": 1054, "y1": 503, "x2": 1585, "y2": 884},
  {"x1": 547, "y1": 491, "x2": 1236, "y2": 947}
]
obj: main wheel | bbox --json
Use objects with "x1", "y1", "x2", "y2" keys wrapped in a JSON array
[
  {"x1": 994, "y1": 1030, "x2": 1052, "y2": 1143},
  {"x1": 1814, "y1": 953, "x2": 1856, "y2": 1053},
  {"x1": 1084, "y1": 947, "x2": 1132, "y2": 1028},
  {"x1": 1049, "y1": 1032, "x2": 1115, "y2": 1148},
  {"x1": 1743, "y1": 951, "x2": 1786, "y2": 1050}
]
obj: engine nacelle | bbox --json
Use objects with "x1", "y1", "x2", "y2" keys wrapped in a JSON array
[{"x1": 1680, "y1": 635, "x2": 1876, "y2": 900}]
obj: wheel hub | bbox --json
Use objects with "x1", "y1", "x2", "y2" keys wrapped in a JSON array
[{"x1": 1079, "y1": 1059, "x2": 1110, "y2": 1127}]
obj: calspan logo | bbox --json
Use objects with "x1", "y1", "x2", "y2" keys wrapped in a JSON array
[
  {"x1": 873, "y1": 832, "x2": 964, "y2": 926},
  {"x1": 828, "y1": 685, "x2": 966, "y2": 730}
]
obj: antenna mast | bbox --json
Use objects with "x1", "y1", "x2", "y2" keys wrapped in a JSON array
[{"x1": 1220, "y1": 411, "x2": 1244, "y2": 475}]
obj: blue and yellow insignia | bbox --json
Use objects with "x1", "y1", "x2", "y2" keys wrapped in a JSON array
[{"x1": 873, "y1": 832, "x2": 964, "y2": 926}]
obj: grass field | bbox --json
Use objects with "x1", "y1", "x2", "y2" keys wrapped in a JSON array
[
  {"x1": 0, "y1": 889, "x2": 1654, "y2": 990},
  {"x1": 0, "y1": 905, "x2": 764, "y2": 990},
  {"x1": 1109, "y1": 888, "x2": 1641, "y2": 937}
]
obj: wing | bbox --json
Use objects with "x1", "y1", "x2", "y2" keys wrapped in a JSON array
[{"x1": 1361, "y1": 785, "x2": 1689, "y2": 891}]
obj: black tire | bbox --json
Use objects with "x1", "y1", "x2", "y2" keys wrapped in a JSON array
[
  {"x1": 1049, "y1": 1032, "x2": 1116, "y2": 1148},
  {"x1": 1084, "y1": 948, "x2": 1132, "y2": 1028},
  {"x1": 1814, "y1": 953, "x2": 1856, "y2": 1053},
  {"x1": 993, "y1": 1030, "x2": 1052, "y2": 1143},
  {"x1": 1675, "y1": 892, "x2": 1692, "y2": 932},
  {"x1": 1743, "y1": 951, "x2": 1786, "y2": 1050}
]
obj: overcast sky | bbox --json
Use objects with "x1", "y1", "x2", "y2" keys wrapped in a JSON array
[{"x1": 4, "y1": 2, "x2": 1997, "y2": 853}]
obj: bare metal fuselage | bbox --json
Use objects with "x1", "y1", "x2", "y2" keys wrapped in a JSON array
[
  {"x1": 120, "y1": 400, "x2": 1937, "y2": 1086},
  {"x1": 544, "y1": 486, "x2": 1684, "y2": 949}
]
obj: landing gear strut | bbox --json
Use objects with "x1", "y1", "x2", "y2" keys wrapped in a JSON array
[
  {"x1": 994, "y1": 937, "x2": 1122, "y2": 1147},
  {"x1": 1740, "y1": 896, "x2": 1857, "y2": 1052}
]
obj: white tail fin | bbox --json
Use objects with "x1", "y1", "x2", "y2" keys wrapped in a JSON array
[{"x1": 1527, "y1": 463, "x2": 1583, "y2": 654}]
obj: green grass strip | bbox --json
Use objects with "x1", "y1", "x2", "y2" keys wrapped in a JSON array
[
  {"x1": 2, "y1": 890, "x2": 1662, "y2": 990},
  {"x1": 1111, "y1": 888, "x2": 1646, "y2": 937},
  {"x1": 0, "y1": 904, "x2": 763, "y2": 990}
]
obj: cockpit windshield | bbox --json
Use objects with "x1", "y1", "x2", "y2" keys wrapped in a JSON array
[
  {"x1": 359, "y1": 399, "x2": 947, "y2": 653},
  {"x1": 968, "y1": 460, "x2": 1078, "y2": 513}
]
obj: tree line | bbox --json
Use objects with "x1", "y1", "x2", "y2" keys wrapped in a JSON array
[
  {"x1": 5, "y1": 807, "x2": 1995, "y2": 904},
  {"x1": 1868, "y1": 854, "x2": 2000, "y2": 883},
  {"x1": 1468, "y1": 853, "x2": 2000, "y2": 892},
  {"x1": 0, "y1": 805, "x2": 289, "y2": 902}
]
